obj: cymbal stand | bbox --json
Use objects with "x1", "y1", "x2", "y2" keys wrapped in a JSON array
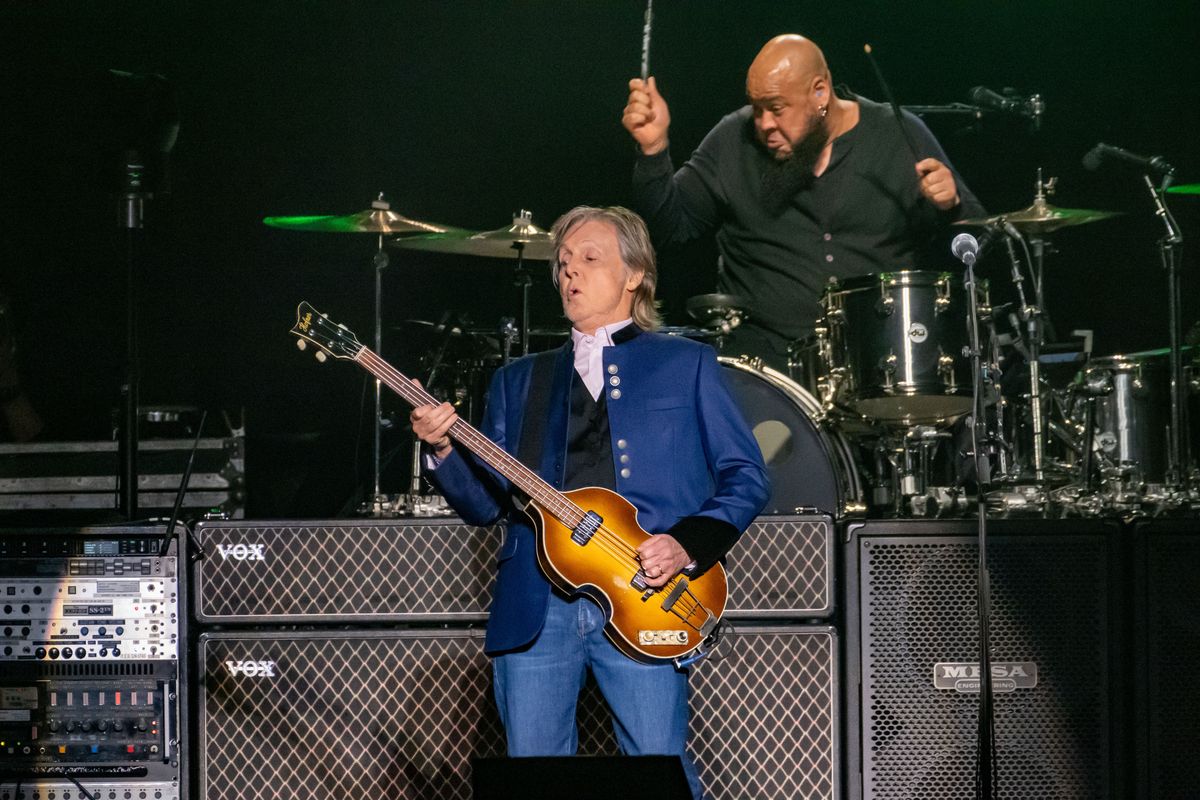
[
  {"x1": 364, "y1": 230, "x2": 389, "y2": 515},
  {"x1": 1143, "y1": 174, "x2": 1187, "y2": 484},
  {"x1": 351, "y1": 194, "x2": 394, "y2": 517},
  {"x1": 1018, "y1": 170, "x2": 1056, "y2": 482},
  {"x1": 512, "y1": 241, "x2": 533, "y2": 357}
]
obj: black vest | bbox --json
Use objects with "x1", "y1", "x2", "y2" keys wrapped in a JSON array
[{"x1": 563, "y1": 370, "x2": 616, "y2": 491}]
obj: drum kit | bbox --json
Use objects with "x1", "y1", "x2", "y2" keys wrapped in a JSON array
[
  {"x1": 266, "y1": 175, "x2": 1198, "y2": 520},
  {"x1": 723, "y1": 173, "x2": 1199, "y2": 520}
]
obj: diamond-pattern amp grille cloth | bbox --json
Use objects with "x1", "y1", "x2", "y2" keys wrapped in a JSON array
[
  {"x1": 860, "y1": 534, "x2": 1110, "y2": 800},
  {"x1": 198, "y1": 516, "x2": 832, "y2": 622},
  {"x1": 725, "y1": 516, "x2": 832, "y2": 618},
  {"x1": 200, "y1": 627, "x2": 835, "y2": 800},
  {"x1": 197, "y1": 520, "x2": 501, "y2": 620}
]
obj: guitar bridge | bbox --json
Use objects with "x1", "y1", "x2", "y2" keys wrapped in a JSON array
[
  {"x1": 571, "y1": 511, "x2": 603, "y2": 546},
  {"x1": 659, "y1": 577, "x2": 689, "y2": 612}
]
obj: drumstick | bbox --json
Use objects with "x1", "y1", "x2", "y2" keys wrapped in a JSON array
[
  {"x1": 640, "y1": 0, "x2": 654, "y2": 81},
  {"x1": 863, "y1": 44, "x2": 922, "y2": 163}
]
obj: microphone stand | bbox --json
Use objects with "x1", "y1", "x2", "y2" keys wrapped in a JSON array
[
  {"x1": 117, "y1": 149, "x2": 149, "y2": 519},
  {"x1": 959, "y1": 241, "x2": 999, "y2": 800},
  {"x1": 1143, "y1": 174, "x2": 1187, "y2": 485}
]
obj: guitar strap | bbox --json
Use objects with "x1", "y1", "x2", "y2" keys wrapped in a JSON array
[{"x1": 516, "y1": 348, "x2": 560, "y2": 470}]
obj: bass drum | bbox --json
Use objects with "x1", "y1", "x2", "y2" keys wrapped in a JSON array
[{"x1": 719, "y1": 357, "x2": 862, "y2": 517}]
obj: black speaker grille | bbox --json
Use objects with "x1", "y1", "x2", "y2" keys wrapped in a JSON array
[
  {"x1": 198, "y1": 626, "x2": 836, "y2": 800},
  {"x1": 725, "y1": 515, "x2": 833, "y2": 618},
  {"x1": 1142, "y1": 524, "x2": 1200, "y2": 797},
  {"x1": 195, "y1": 519, "x2": 501, "y2": 622},
  {"x1": 859, "y1": 531, "x2": 1112, "y2": 799}
]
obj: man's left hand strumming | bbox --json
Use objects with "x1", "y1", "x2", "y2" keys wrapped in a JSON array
[{"x1": 637, "y1": 534, "x2": 693, "y2": 588}]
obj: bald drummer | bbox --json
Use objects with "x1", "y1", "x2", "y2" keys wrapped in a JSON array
[{"x1": 623, "y1": 33, "x2": 985, "y2": 372}]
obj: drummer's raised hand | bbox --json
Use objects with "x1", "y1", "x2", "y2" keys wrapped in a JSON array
[
  {"x1": 916, "y1": 157, "x2": 960, "y2": 211},
  {"x1": 623, "y1": 77, "x2": 671, "y2": 156}
]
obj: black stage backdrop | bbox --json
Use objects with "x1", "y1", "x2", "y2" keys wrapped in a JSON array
[{"x1": 2, "y1": 1, "x2": 1197, "y2": 515}]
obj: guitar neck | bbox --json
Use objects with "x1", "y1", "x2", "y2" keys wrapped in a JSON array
[{"x1": 353, "y1": 347, "x2": 583, "y2": 527}]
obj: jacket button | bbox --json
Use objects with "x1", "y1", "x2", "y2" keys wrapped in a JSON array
[
  {"x1": 609, "y1": 376, "x2": 620, "y2": 386},
  {"x1": 607, "y1": 364, "x2": 619, "y2": 374},
  {"x1": 610, "y1": 389, "x2": 622, "y2": 400},
  {"x1": 616, "y1": 439, "x2": 627, "y2": 449},
  {"x1": 620, "y1": 454, "x2": 630, "y2": 464},
  {"x1": 620, "y1": 468, "x2": 631, "y2": 479}
]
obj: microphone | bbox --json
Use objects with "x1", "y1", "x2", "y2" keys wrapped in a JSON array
[
  {"x1": 952, "y1": 225, "x2": 1008, "y2": 267},
  {"x1": 968, "y1": 85, "x2": 1044, "y2": 123},
  {"x1": 1082, "y1": 142, "x2": 1175, "y2": 177},
  {"x1": 952, "y1": 233, "x2": 981, "y2": 266}
]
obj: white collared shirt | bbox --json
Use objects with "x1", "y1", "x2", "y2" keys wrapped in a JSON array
[{"x1": 572, "y1": 319, "x2": 632, "y2": 401}]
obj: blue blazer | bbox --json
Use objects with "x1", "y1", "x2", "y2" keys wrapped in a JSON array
[{"x1": 431, "y1": 329, "x2": 770, "y2": 655}]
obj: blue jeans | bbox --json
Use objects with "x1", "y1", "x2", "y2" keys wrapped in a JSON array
[{"x1": 492, "y1": 590, "x2": 702, "y2": 799}]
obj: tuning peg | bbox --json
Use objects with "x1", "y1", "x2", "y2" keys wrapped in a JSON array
[
  {"x1": 296, "y1": 339, "x2": 307, "y2": 351},
  {"x1": 314, "y1": 350, "x2": 327, "y2": 363}
]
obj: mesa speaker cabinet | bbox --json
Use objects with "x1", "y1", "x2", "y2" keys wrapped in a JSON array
[
  {"x1": 195, "y1": 626, "x2": 838, "y2": 800},
  {"x1": 843, "y1": 519, "x2": 1125, "y2": 800},
  {"x1": 1133, "y1": 517, "x2": 1200, "y2": 799},
  {"x1": 194, "y1": 515, "x2": 834, "y2": 624}
]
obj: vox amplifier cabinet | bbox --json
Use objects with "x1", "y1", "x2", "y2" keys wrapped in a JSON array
[
  {"x1": 843, "y1": 519, "x2": 1124, "y2": 800},
  {"x1": 196, "y1": 625, "x2": 837, "y2": 800},
  {"x1": 0, "y1": 525, "x2": 184, "y2": 800},
  {"x1": 725, "y1": 514, "x2": 834, "y2": 619},
  {"x1": 193, "y1": 518, "x2": 502, "y2": 623},
  {"x1": 194, "y1": 515, "x2": 833, "y2": 624}
]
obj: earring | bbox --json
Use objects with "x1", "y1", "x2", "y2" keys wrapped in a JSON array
[{"x1": 819, "y1": 104, "x2": 828, "y2": 118}]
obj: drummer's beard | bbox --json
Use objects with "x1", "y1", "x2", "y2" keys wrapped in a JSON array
[{"x1": 761, "y1": 115, "x2": 830, "y2": 214}]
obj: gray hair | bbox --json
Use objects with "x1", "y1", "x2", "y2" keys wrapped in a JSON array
[{"x1": 549, "y1": 205, "x2": 662, "y2": 331}]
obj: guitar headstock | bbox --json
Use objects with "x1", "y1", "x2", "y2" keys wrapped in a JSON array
[{"x1": 291, "y1": 301, "x2": 363, "y2": 362}]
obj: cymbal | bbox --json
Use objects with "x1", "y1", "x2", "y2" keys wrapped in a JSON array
[
  {"x1": 1166, "y1": 183, "x2": 1200, "y2": 195},
  {"x1": 392, "y1": 209, "x2": 555, "y2": 261},
  {"x1": 956, "y1": 201, "x2": 1122, "y2": 234},
  {"x1": 264, "y1": 195, "x2": 459, "y2": 235}
]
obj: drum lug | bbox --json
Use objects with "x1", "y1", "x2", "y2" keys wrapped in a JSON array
[
  {"x1": 938, "y1": 349, "x2": 957, "y2": 393},
  {"x1": 877, "y1": 277, "x2": 895, "y2": 316},
  {"x1": 881, "y1": 352, "x2": 898, "y2": 390},
  {"x1": 935, "y1": 274, "x2": 952, "y2": 314}
]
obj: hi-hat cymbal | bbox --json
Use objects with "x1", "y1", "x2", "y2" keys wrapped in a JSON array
[
  {"x1": 392, "y1": 209, "x2": 555, "y2": 261},
  {"x1": 957, "y1": 201, "x2": 1122, "y2": 234},
  {"x1": 264, "y1": 195, "x2": 459, "y2": 235},
  {"x1": 1166, "y1": 183, "x2": 1200, "y2": 195},
  {"x1": 686, "y1": 293, "x2": 750, "y2": 333}
]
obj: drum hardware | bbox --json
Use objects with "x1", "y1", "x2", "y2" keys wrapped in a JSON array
[
  {"x1": 1140, "y1": 173, "x2": 1188, "y2": 486},
  {"x1": 685, "y1": 293, "x2": 750, "y2": 336},
  {"x1": 267, "y1": 194, "x2": 460, "y2": 517},
  {"x1": 393, "y1": 210, "x2": 553, "y2": 359}
]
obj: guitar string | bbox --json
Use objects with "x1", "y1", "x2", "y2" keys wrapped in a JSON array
[{"x1": 354, "y1": 346, "x2": 705, "y2": 617}]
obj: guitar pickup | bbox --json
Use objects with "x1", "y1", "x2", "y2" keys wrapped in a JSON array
[
  {"x1": 631, "y1": 570, "x2": 649, "y2": 591},
  {"x1": 571, "y1": 511, "x2": 603, "y2": 546}
]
